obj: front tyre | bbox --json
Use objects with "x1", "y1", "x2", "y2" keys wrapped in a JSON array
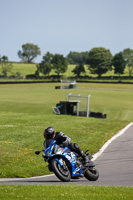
[
  {"x1": 51, "y1": 160, "x2": 71, "y2": 182},
  {"x1": 84, "y1": 167, "x2": 99, "y2": 181}
]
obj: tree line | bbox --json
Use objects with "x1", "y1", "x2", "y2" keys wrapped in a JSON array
[
  {"x1": 0, "y1": 43, "x2": 133, "y2": 78},
  {"x1": 67, "y1": 48, "x2": 133, "y2": 77}
]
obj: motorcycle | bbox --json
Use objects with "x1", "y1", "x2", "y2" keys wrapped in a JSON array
[{"x1": 35, "y1": 140, "x2": 99, "y2": 182}]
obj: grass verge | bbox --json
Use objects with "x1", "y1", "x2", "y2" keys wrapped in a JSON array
[{"x1": 0, "y1": 185, "x2": 133, "y2": 200}]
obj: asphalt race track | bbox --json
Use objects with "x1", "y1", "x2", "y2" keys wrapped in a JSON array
[{"x1": 0, "y1": 123, "x2": 133, "y2": 186}]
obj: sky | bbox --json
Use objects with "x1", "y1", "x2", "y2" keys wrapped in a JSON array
[{"x1": 0, "y1": 0, "x2": 133, "y2": 63}]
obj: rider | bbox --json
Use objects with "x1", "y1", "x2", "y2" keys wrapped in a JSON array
[{"x1": 43, "y1": 126, "x2": 89, "y2": 166}]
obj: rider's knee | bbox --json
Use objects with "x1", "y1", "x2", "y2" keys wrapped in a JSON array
[{"x1": 68, "y1": 143, "x2": 80, "y2": 151}]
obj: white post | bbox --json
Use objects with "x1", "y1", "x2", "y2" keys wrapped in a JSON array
[
  {"x1": 68, "y1": 93, "x2": 72, "y2": 101},
  {"x1": 87, "y1": 95, "x2": 91, "y2": 117},
  {"x1": 61, "y1": 80, "x2": 63, "y2": 89},
  {"x1": 77, "y1": 94, "x2": 80, "y2": 116},
  {"x1": 77, "y1": 101, "x2": 79, "y2": 116}
]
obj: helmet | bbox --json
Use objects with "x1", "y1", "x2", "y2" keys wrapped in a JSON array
[{"x1": 44, "y1": 127, "x2": 56, "y2": 139}]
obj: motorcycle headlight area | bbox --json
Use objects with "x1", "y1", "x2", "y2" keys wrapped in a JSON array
[{"x1": 46, "y1": 151, "x2": 51, "y2": 157}]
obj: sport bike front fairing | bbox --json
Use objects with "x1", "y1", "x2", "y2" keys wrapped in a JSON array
[
  {"x1": 37, "y1": 139, "x2": 99, "y2": 182},
  {"x1": 42, "y1": 140, "x2": 82, "y2": 177}
]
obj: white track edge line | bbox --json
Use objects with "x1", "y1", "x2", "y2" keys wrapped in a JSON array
[
  {"x1": 92, "y1": 122, "x2": 133, "y2": 161},
  {"x1": 0, "y1": 174, "x2": 54, "y2": 182}
]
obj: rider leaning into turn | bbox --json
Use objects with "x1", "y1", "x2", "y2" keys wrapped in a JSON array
[{"x1": 43, "y1": 126, "x2": 89, "y2": 166}]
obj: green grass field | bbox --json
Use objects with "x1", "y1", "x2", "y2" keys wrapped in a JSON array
[
  {"x1": 0, "y1": 82, "x2": 133, "y2": 199},
  {"x1": 0, "y1": 185, "x2": 133, "y2": 200},
  {"x1": 0, "y1": 63, "x2": 36, "y2": 77},
  {"x1": 0, "y1": 82, "x2": 133, "y2": 178}
]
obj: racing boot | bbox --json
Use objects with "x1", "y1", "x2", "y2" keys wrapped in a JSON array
[
  {"x1": 80, "y1": 150, "x2": 90, "y2": 167},
  {"x1": 68, "y1": 143, "x2": 90, "y2": 167}
]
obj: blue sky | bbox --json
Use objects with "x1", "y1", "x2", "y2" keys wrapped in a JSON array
[{"x1": 0, "y1": 0, "x2": 133, "y2": 63}]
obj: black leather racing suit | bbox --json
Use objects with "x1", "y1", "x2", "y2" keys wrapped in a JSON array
[{"x1": 43, "y1": 132, "x2": 88, "y2": 162}]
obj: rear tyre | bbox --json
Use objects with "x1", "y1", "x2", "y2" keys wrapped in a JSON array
[
  {"x1": 51, "y1": 159, "x2": 71, "y2": 182},
  {"x1": 84, "y1": 167, "x2": 99, "y2": 181}
]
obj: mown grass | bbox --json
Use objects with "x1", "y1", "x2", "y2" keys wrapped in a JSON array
[
  {"x1": 0, "y1": 83, "x2": 133, "y2": 178},
  {"x1": 0, "y1": 62, "x2": 132, "y2": 78},
  {"x1": 1, "y1": 63, "x2": 37, "y2": 77},
  {"x1": 0, "y1": 185, "x2": 133, "y2": 200}
]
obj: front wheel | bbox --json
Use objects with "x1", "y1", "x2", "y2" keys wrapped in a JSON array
[
  {"x1": 84, "y1": 167, "x2": 99, "y2": 181},
  {"x1": 50, "y1": 159, "x2": 71, "y2": 182}
]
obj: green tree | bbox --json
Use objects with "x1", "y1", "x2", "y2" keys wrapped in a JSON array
[
  {"x1": 18, "y1": 43, "x2": 41, "y2": 63},
  {"x1": 67, "y1": 51, "x2": 89, "y2": 64},
  {"x1": 87, "y1": 47, "x2": 113, "y2": 77},
  {"x1": 52, "y1": 54, "x2": 68, "y2": 76},
  {"x1": 0, "y1": 55, "x2": 13, "y2": 77},
  {"x1": 37, "y1": 52, "x2": 53, "y2": 76},
  {"x1": 72, "y1": 64, "x2": 86, "y2": 77},
  {"x1": 122, "y1": 48, "x2": 133, "y2": 77},
  {"x1": 112, "y1": 52, "x2": 126, "y2": 77}
]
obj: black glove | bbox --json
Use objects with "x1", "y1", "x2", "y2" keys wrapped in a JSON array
[
  {"x1": 35, "y1": 150, "x2": 42, "y2": 155},
  {"x1": 62, "y1": 141, "x2": 68, "y2": 147}
]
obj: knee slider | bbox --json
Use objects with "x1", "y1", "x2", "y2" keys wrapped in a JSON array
[{"x1": 68, "y1": 143, "x2": 79, "y2": 151}]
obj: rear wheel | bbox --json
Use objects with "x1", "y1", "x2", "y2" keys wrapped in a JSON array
[
  {"x1": 51, "y1": 159, "x2": 71, "y2": 182},
  {"x1": 84, "y1": 167, "x2": 99, "y2": 181}
]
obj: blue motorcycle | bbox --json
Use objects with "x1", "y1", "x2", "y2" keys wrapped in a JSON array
[{"x1": 35, "y1": 140, "x2": 99, "y2": 182}]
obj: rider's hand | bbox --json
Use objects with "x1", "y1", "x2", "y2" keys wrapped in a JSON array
[
  {"x1": 62, "y1": 141, "x2": 68, "y2": 147},
  {"x1": 35, "y1": 151, "x2": 41, "y2": 155}
]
